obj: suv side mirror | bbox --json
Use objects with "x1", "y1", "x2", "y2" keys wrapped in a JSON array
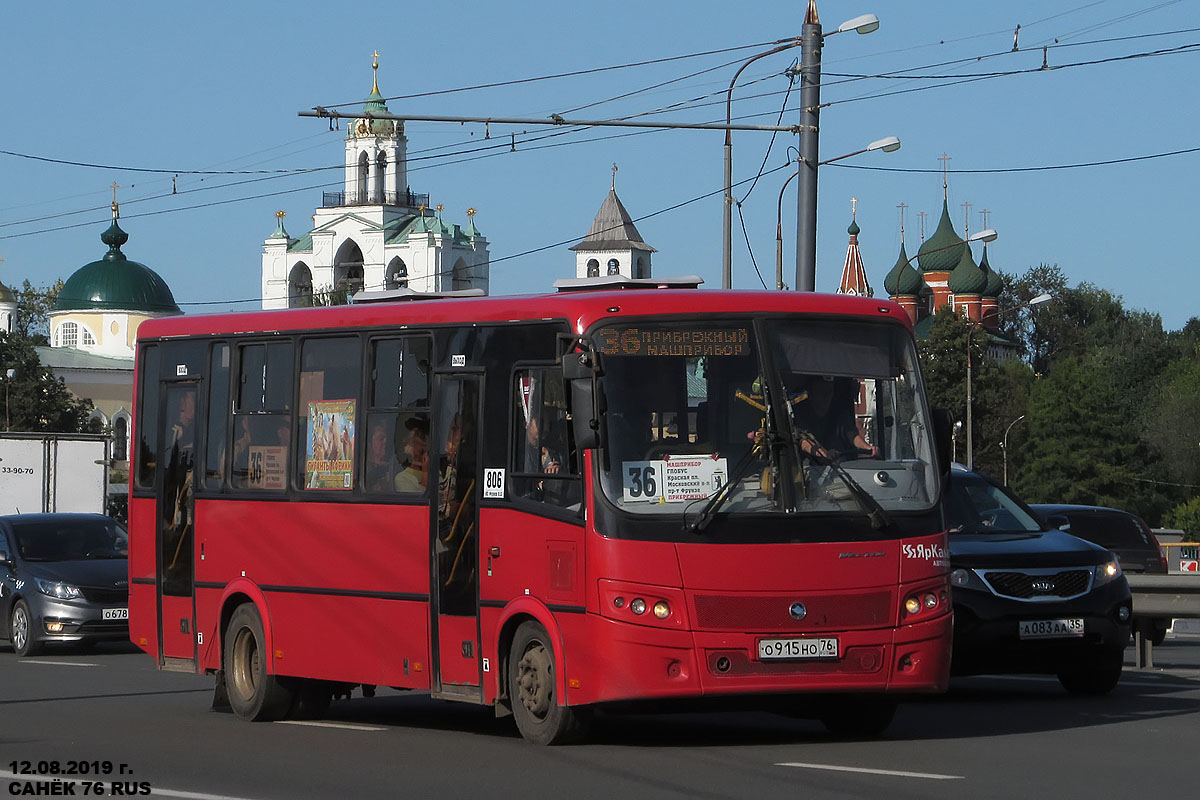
[
  {"x1": 1045, "y1": 514, "x2": 1070, "y2": 531},
  {"x1": 0, "y1": 550, "x2": 11, "y2": 567}
]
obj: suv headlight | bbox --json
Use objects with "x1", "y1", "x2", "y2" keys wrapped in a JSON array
[
  {"x1": 1094, "y1": 559, "x2": 1122, "y2": 586},
  {"x1": 35, "y1": 578, "x2": 83, "y2": 600}
]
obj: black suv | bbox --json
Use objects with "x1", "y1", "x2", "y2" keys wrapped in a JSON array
[
  {"x1": 946, "y1": 471, "x2": 1131, "y2": 694},
  {"x1": 1030, "y1": 504, "x2": 1169, "y2": 643}
]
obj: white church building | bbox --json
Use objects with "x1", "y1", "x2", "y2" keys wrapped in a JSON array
[{"x1": 261, "y1": 56, "x2": 489, "y2": 308}]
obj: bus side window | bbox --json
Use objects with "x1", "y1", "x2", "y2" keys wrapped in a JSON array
[
  {"x1": 365, "y1": 336, "x2": 432, "y2": 496},
  {"x1": 296, "y1": 336, "x2": 362, "y2": 492},
  {"x1": 205, "y1": 343, "x2": 231, "y2": 490},
  {"x1": 135, "y1": 345, "x2": 161, "y2": 489},
  {"x1": 230, "y1": 341, "x2": 294, "y2": 491},
  {"x1": 511, "y1": 368, "x2": 580, "y2": 509}
]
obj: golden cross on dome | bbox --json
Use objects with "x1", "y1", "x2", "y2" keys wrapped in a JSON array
[
  {"x1": 851, "y1": 197, "x2": 858, "y2": 220},
  {"x1": 371, "y1": 50, "x2": 380, "y2": 93},
  {"x1": 980, "y1": 208, "x2": 991, "y2": 229},
  {"x1": 276, "y1": 210, "x2": 286, "y2": 220},
  {"x1": 466, "y1": 208, "x2": 476, "y2": 217},
  {"x1": 897, "y1": 202, "x2": 908, "y2": 243},
  {"x1": 961, "y1": 201, "x2": 972, "y2": 236},
  {"x1": 938, "y1": 152, "x2": 951, "y2": 198},
  {"x1": 918, "y1": 210, "x2": 928, "y2": 242},
  {"x1": 110, "y1": 182, "x2": 120, "y2": 219},
  {"x1": 611, "y1": 163, "x2": 618, "y2": 190}
]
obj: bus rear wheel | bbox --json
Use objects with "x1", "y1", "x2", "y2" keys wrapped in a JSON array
[
  {"x1": 224, "y1": 604, "x2": 295, "y2": 721},
  {"x1": 508, "y1": 621, "x2": 590, "y2": 745}
]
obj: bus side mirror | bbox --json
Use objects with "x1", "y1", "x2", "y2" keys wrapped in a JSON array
[
  {"x1": 559, "y1": 335, "x2": 603, "y2": 451},
  {"x1": 932, "y1": 408, "x2": 953, "y2": 476}
]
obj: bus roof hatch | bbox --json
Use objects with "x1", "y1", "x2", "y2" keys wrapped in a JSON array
[{"x1": 351, "y1": 287, "x2": 488, "y2": 304}]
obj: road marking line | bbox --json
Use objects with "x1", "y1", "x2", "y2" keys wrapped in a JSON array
[
  {"x1": 974, "y1": 674, "x2": 1200, "y2": 690},
  {"x1": 0, "y1": 772, "x2": 258, "y2": 800},
  {"x1": 777, "y1": 762, "x2": 964, "y2": 780},
  {"x1": 275, "y1": 720, "x2": 387, "y2": 731},
  {"x1": 19, "y1": 660, "x2": 99, "y2": 667}
]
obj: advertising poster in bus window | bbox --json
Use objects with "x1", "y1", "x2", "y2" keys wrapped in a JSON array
[{"x1": 305, "y1": 399, "x2": 356, "y2": 490}]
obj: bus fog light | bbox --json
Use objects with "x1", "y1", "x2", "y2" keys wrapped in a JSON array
[
  {"x1": 613, "y1": 596, "x2": 625, "y2": 609},
  {"x1": 904, "y1": 597, "x2": 921, "y2": 615},
  {"x1": 630, "y1": 598, "x2": 646, "y2": 615},
  {"x1": 653, "y1": 601, "x2": 670, "y2": 619},
  {"x1": 1118, "y1": 606, "x2": 1131, "y2": 622}
]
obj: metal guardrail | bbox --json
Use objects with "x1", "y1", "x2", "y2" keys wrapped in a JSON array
[{"x1": 1127, "y1": 573, "x2": 1200, "y2": 668}]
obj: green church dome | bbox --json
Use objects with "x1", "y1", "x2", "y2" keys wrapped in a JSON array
[
  {"x1": 916, "y1": 200, "x2": 964, "y2": 273},
  {"x1": 0, "y1": 277, "x2": 14, "y2": 304},
  {"x1": 883, "y1": 242, "x2": 923, "y2": 296},
  {"x1": 980, "y1": 244, "x2": 1003, "y2": 297},
  {"x1": 54, "y1": 220, "x2": 181, "y2": 314},
  {"x1": 947, "y1": 242, "x2": 987, "y2": 295}
]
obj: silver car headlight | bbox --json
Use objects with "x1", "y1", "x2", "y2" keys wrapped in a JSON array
[
  {"x1": 35, "y1": 577, "x2": 84, "y2": 600},
  {"x1": 1094, "y1": 559, "x2": 1122, "y2": 586}
]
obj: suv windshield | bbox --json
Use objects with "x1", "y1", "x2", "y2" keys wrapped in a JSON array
[
  {"x1": 945, "y1": 474, "x2": 1044, "y2": 534},
  {"x1": 593, "y1": 318, "x2": 938, "y2": 519}
]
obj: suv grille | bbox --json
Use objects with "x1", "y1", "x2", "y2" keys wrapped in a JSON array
[{"x1": 980, "y1": 568, "x2": 1093, "y2": 601}]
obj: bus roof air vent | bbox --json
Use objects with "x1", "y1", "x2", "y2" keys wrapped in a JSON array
[
  {"x1": 552, "y1": 275, "x2": 704, "y2": 293},
  {"x1": 351, "y1": 288, "x2": 487, "y2": 304}
]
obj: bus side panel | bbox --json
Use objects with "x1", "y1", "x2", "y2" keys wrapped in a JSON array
[
  {"x1": 128, "y1": 496, "x2": 158, "y2": 658},
  {"x1": 194, "y1": 499, "x2": 431, "y2": 688}
]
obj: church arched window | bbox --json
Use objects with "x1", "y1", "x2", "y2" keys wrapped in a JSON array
[
  {"x1": 386, "y1": 257, "x2": 408, "y2": 289},
  {"x1": 586, "y1": 259, "x2": 599, "y2": 278},
  {"x1": 375, "y1": 152, "x2": 388, "y2": 203},
  {"x1": 81, "y1": 326, "x2": 96, "y2": 345},
  {"x1": 607, "y1": 258, "x2": 620, "y2": 276},
  {"x1": 58, "y1": 321, "x2": 79, "y2": 348},
  {"x1": 113, "y1": 416, "x2": 129, "y2": 461},
  {"x1": 288, "y1": 262, "x2": 313, "y2": 308},
  {"x1": 452, "y1": 258, "x2": 471, "y2": 291},
  {"x1": 635, "y1": 256, "x2": 648, "y2": 279},
  {"x1": 357, "y1": 152, "x2": 370, "y2": 204}
]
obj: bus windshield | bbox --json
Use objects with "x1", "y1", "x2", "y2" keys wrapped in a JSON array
[{"x1": 594, "y1": 318, "x2": 938, "y2": 519}]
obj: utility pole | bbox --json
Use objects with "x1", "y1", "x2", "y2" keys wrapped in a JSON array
[{"x1": 795, "y1": 3, "x2": 823, "y2": 292}]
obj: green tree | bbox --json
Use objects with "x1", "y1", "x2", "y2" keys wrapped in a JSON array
[
  {"x1": 1142, "y1": 352, "x2": 1200, "y2": 496},
  {"x1": 0, "y1": 332, "x2": 98, "y2": 433},
  {"x1": 1164, "y1": 497, "x2": 1200, "y2": 542},
  {"x1": 15, "y1": 278, "x2": 63, "y2": 344}
]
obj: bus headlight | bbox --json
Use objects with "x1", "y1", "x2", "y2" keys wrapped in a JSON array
[
  {"x1": 630, "y1": 598, "x2": 647, "y2": 615},
  {"x1": 653, "y1": 601, "x2": 671, "y2": 619}
]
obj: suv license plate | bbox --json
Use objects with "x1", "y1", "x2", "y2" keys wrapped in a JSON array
[
  {"x1": 103, "y1": 608, "x2": 129, "y2": 620},
  {"x1": 1019, "y1": 618, "x2": 1083, "y2": 639},
  {"x1": 758, "y1": 637, "x2": 838, "y2": 660}
]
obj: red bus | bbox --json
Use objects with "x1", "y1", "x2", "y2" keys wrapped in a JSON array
[{"x1": 129, "y1": 278, "x2": 952, "y2": 744}]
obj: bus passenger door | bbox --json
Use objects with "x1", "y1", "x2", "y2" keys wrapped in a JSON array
[
  {"x1": 156, "y1": 382, "x2": 199, "y2": 666},
  {"x1": 431, "y1": 374, "x2": 483, "y2": 699}
]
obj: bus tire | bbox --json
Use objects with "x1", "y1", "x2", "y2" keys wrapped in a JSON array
[
  {"x1": 818, "y1": 695, "x2": 897, "y2": 738},
  {"x1": 223, "y1": 604, "x2": 295, "y2": 721},
  {"x1": 10, "y1": 600, "x2": 43, "y2": 657},
  {"x1": 508, "y1": 621, "x2": 591, "y2": 745}
]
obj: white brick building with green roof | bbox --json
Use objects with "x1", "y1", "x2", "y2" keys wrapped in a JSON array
[{"x1": 260, "y1": 55, "x2": 489, "y2": 308}]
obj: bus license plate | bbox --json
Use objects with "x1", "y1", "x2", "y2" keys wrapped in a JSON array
[
  {"x1": 758, "y1": 637, "x2": 838, "y2": 660},
  {"x1": 1018, "y1": 618, "x2": 1083, "y2": 639},
  {"x1": 103, "y1": 608, "x2": 129, "y2": 620}
]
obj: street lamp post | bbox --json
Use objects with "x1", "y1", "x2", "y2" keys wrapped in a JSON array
[
  {"x1": 965, "y1": 292, "x2": 1051, "y2": 471},
  {"x1": 4, "y1": 368, "x2": 14, "y2": 432},
  {"x1": 1002, "y1": 414, "x2": 1026, "y2": 485},
  {"x1": 776, "y1": 136, "x2": 899, "y2": 290},
  {"x1": 796, "y1": 2, "x2": 879, "y2": 292}
]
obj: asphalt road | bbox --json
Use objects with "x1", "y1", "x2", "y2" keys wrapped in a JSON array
[{"x1": 3, "y1": 636, "x2": 1199, "y2": 800}]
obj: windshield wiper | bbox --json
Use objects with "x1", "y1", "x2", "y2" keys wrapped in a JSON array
[
  {"x1": 686, "y1": 432, "x2": 774, "y2": 534},
  {"x1": 795, "y1": 431, "x2": 891, "y2": 530}
]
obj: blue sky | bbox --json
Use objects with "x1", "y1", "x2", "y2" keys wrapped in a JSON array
[{"x1": 2, "y1": 1, "x2": 1196, "y2": 330}]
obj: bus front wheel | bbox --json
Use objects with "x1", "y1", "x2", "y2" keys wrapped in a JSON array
[
  {"x1": 508, "y1": 621, "x2": 591, "y2": 745},
  {"x1": 224, "y1": 604, "x2": 295, "y2": 721}
]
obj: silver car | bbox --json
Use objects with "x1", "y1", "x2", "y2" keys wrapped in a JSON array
[{"x1": 0, "y1": 513, "x2": 129, "y2": 657}]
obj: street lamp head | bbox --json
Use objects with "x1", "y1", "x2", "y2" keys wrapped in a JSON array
[
  {"x1": 867, "y1": 136, "x2": 901, "y2": 153},
  {"x1": 1029, "y1": 293, "x2": 1052, "y2": 306},
  {"x1": 4, "y1": 369, "x2": 13, "y2": 380},
  {"x1": 967, "y1": 228, "x2": 998, "y2": 244},
  {"x1": 835, "y1": 14, "x2": 880, "y2": 35}
]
